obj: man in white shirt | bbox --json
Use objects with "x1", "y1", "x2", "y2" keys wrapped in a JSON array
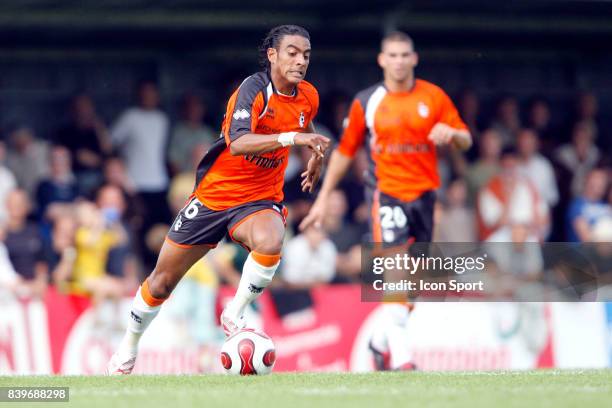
[
  {"x1": 282, "y1": 226, "x2": 337, "y2": 287},
  {"x1": 111, "y1": 81, "x2": 170, "y2": 227},
  {"x1": 517, "y1": 128, "x2": 559, "y2": 209}
]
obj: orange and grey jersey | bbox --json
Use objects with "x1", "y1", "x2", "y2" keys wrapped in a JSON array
[
  {"x1": 193, "y1": 72, "x2": 319, "y2": 210},
  {"x1": 338, "y1": 79, "x2": 467, "y2": 202}
]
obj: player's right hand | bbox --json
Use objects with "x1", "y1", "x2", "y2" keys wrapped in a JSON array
[
  {"x1": 294, "y1": 133, "x2": 331, "y2": 158},
  {"x1": 299, "y1": 196, "x2": 327, "y2": 231}
]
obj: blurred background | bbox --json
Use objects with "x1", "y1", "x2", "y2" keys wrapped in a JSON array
[{"x1": 0, "y1": 0, "x2": 611, "y2": 375}]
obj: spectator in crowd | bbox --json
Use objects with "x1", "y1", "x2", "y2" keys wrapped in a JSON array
[
  {"x1": 457, "y1": 89, "x2": 482, "y2": 163},
  {"x1": 3, "y1": 189, "x2": 48, "y2": 298},
  {"x1": 458, "y1": 89, "x2": 481, "y2": 139},
  {"x1": 111, "y1": 81, "x2": 170, "y2": 228},
  {"x1": 340, "y1": 149, "x2": 369, "y2": 227},
  {"x1": 0, "y1": 227, "x2": 20, "y2": 294},
  {"x1": 96, "y1": 184, "x2": 139, "y2": 291},
  {"x1": 68, "y1": 201, "x2": 125, "y2": 302},
  {"x1": 43, "y1": 215, "x2": 77, "y2": 292},
  {"x1": 35, "y1": 146, "x2": 79, "y2": 220},
  {"x1": 465, "y1": 128, "x2": 502, "y2": 205},
  {"x1": 5, "y1": 126, "x2": 49, "y2": 196},
  {"x1": 554, "y1": 120, "x2": 601, "y2": 197},
  {"x1": 54, "y1": 93, "x2": 111, "y2": 195},
  {"x1": 167, "y1": 143, "x2": 209, "y2": 216},
  {"x1": 566, "y1": 168, "x2": 611, "y2": 242},
  {"x1": 477, "y1": 147, "x2": 549, "y2": 243},
  {"x1": 516, "y1": 128, "x2": 559, "y2": 210},
  {"x1": 320, "y1": 90, "x2": 352, "y2": 140},
  {"x1": 282, "y1": 226, "x2": 337, "y2": 288},
  {"x1": 0, "y1": 141, "x2": 17, "y2": 224},
  {"x1": 434, "y1": 179, "x2": 476, "y2": 242},
  {"x1": 102, "y1": 157, "x2": 145, "y2": 253},
  {"x1": 321, "y1": 189, "x2": 363, "y2": 281},
  {"x1": 103, "y1": 156, "x2": 136, "y2": 195},
  {"x1": 284, "y1": 146, "x2": 318, "y2": 231},
  {"x1": 489, "y1": 95, "x2": 521, "y2": 147},
  {"x1": 168, "y1": 93, "x2": 216, "y2": 175},
  {"x1": 571, "y1": 91, "x2": 604, "y2": 141},
  {"x1": 526, "y1": 97, "x2": 556, "y2": 154}
]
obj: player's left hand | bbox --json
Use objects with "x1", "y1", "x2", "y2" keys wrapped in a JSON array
[
  {"x1": 427, "y1": 123, "x2": 456, "y2": 146},
  {"x1": 301, "y1": 152, "x2": 324, "y2": 193}
]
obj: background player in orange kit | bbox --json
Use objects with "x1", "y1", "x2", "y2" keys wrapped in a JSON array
[
  {"x1": 106, "y1": 24, "x2": 330, "y2": 375},
  {"x1": 300, "y1": 31, "x2": 472, "y2": 371}
]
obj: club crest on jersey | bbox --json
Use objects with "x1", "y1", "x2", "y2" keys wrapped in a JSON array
[
  {"x1": 299, "y1": 111, "x2": 305, "y2": 128},
  {"x1": 417, "y1": 102, "x2": 430, "y2": 118},
  {"x1": 233, "y1": 108, "x2": 250, "y2": 120}
]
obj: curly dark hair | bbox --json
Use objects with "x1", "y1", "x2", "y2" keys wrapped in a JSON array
[{"x1": 258, "y1": 25, "x2": 310, "y2": 71}]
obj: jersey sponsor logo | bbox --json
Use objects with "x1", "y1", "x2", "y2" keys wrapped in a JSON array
[
  {"x1": 418, "y1": 102, "x2": 430, "y2": 118},
  {"x1": 372, "y1": 142, "x2": 432, "y2": 155},
  {"x1": 299, "y1": 111, "x2": 305, "y2": 128},
  {"x1": 244, "y1": 154, "x2": 285, "y2": 169},
  {"x1": 266, "y1": 108, "x2": 275, "y2": 119},
  {"x1": 233, "y1": 109, "x2": 251, "y2": 120}
]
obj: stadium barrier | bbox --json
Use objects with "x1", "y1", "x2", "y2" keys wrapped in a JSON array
[{"x1": 0, "y1": 285, "x2": 610, "y2": 374}]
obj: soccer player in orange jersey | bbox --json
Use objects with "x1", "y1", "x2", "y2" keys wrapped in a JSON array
[
  {"x1": 301, "y1": 31, "x2": 472, "y2": 371},
  {"x1": 107, "y1": 25, "x2": 330, "y2": 375},
  {"x1": 302, "y1": 31, "x2": 471, "y2": 244}
]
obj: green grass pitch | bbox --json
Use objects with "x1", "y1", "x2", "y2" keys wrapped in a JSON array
[{"x1": 1, "y1": 370, "x2": 611, "y2": 408}]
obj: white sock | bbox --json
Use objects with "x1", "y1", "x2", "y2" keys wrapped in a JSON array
[
  {"x1": 226, "y1": 253, "x2": 279, "y2": 318},
  {"x1": 117, "y1": 285, "x2": 161, "y2": 356}
]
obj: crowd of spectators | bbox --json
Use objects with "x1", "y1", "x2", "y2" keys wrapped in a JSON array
[{"x1": 0, "y1": 82, "x2": 610, "y2": 304}]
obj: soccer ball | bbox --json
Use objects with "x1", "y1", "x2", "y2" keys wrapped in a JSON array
[{"x1": 220, "y1": 329, "x2": 276, "y2": 375}]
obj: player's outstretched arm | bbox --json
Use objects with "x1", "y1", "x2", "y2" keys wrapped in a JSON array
[
  {"x1": 299, "y1": 149, "x2": 352, "y2": 231},
  {"x1": 229, "y1": 132, "x2": 330, "y2": 157}
]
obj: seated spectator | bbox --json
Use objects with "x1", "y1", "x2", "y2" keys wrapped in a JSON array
[
  {"x1": 167, "y1": 143, "x2": 209, "y2": 216},
  {"x1": 566, "y1": 168, "x2": 611, "y2": 242},
  {"x1": 516, "y1": 128, "x2": 559, "y2": 210},
  {"x1": 489, "y1": 95, "x2": 521, "y2": 147},
  {"x1": 282, "y1": 226, "x2": 337, "y2": 288},
  {"x1": 5, "y1": 126, "x2": 49, "y2": 196},
  {"x1": 458, "y1": 88, "x2": 482, "y2": 140},
  {"x1": 526, "y1": 97, "x2": 556, "y2": 155},
  {"x1": 0, "y1": 141, "x2": 17, "y2": 224},
  {"x1": 477, "y1": 147, "x2": 549, "y2": 243},
  {"x1": 42, "y1": 215, "x2": 77, "y2": 292},
  {"x1": 35, "y1": 146, "x2": 79, "y2": 220},
  {"x1": 68, "y1": 201, "x2": 125, "y2": 302},
  {"x1": 434, "y1": 179, "x2": 476, "y2": 242},
  {"x1": 102, "y1": 156, "x2": 146, "y2": 256},
  {"x1": 3, "y1": 189, "x2": 48, "y2": 298},
  {"x1": 103, "y1": 156, "x2": 136, "y2": 195},
  {"x1": 168, "y1": 94, "x2": 216, "y2": 175},
  {"x1": 54, "y1": 93, "x2": 111, "y2": 195},
  {"x1": 0, "y1": 227, "x2": 20, "y2": 294},
  {"x1": 465, "y1": 128, "x2": 502, "y2": 205},
  {"x1": 96, "y1": 184, "x2": 139, "y2": 292},
  {"x1": 322, "y1": 189, "x2": 363, "y2": 281},
  {"x1": 284, "y1": 146, "x2": 317, "y2": 232},
  {"x1": 341, "y1": 149, "x2": 369, "y2": 228},
  {"x1": 554, "y1": 121, "x2": 601, "y2": 197}
]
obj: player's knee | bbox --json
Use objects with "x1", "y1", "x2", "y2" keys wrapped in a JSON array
[
  {"x1": 250, "y1": 229, "x2": 283, "y2": 255},
  {"x1": 146, "y1": 270, "x2": 175, "y2": 299}
]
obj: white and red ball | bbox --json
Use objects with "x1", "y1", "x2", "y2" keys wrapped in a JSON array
[{"x1": 220, "y1": 329, "x2": 276, "y2": 375}]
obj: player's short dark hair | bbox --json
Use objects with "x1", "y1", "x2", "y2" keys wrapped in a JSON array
[
  {"x1": 381, "y1": 31, "x2": 414, "y2": 51},
  {"x1": 258, "y1": 25, "x2": 310, "y2": 71}
]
